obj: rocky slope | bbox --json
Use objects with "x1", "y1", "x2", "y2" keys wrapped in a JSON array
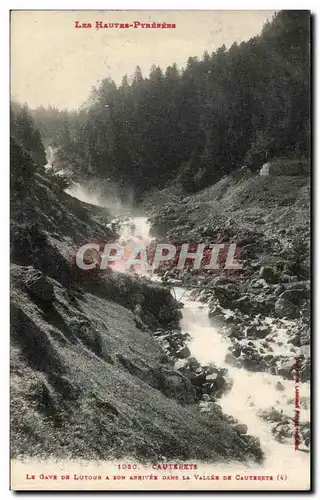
[
  {"x1": 145, "y1": 161, "x2": 311, "y2": 387},
  {"x1": 10, "y1": 174, "x2": 263, "y2": 463}
]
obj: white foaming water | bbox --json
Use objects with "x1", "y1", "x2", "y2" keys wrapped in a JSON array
[
  {"x1": 178, "y1": 290, "x2": 310, "y2": 478},
  {"x1": 118, "y1": 216, "x2": 152, "y2": 243},
  {"x1": 66, "y1": 182, "x2": 123, "y2": 211}
]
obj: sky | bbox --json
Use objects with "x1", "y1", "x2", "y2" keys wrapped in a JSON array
[{"x1": 11, "y1": 10, "x2": 275, "y2": 110}]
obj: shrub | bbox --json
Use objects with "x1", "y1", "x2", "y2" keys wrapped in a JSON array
[
  {"x1": 11, "y1": 222, "x2": 47, "y2": 265},
  {"x1": 10, "y1": 137, "x2": 35, "y2": 192}
]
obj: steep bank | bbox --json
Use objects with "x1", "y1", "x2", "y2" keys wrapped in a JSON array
[{"x1": 10, "y1": 174, "x2": 263, "y2": 464}]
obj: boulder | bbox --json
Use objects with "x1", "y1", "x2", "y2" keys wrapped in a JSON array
[
  {"x1": 210, "y1": 314, "x2": 227, "y2": 327},
  {"x1": 241, "y1": 434, "x2": 261, "y2": 449},
  {"x1": 189, "y1": 370, "x2": 207, "y2": 387},
  {"x1": 246, "y1": 324, "x2": 270, "y2": 339},
  {"x1": 225, "y1": 352, "x2": 240, "y2": 368},
  {"x1": 201, "y1": 394, "x2": 211, "y2": 402},
  {"x1": 208, "y1": 305, "x2": 224, "y2": 318},
  {"x1": 225, "y1": 414, "x2": 238, "y2": 424},
  {"x1": 233, "y1": 423, "x2": 248, "y2": 435},
  {"x1": 214, "y1": 285, "x2": 241, "y2": 308},
  {"x1": 300, "y1": 358, "x2": 310, "y2": 382},
  {"x1": 186, "y1": 357, "x2": 201, "y2": 371},
  {"x1": 241, "y1": 355, "x2": 266, "y2": 372},
  {"x1": 280, "y1": 288, "x2": 310, "y2": 305},
  {"x1": 206, "y1": 372, "x2": 218, "y2": 382},
  {"x1": 210, "y1": 403, "x2": 223, "y2": 415},
  {"x1": 199, "y1": 401, "x2": 217, "y2": 414},
  {"x1": 234, "y1": 295, "x2": 255, "y2": 314},
  {"x1": 25, "y1": 270, "x2": 54, "y2": 303},
  {"x1": 239, "y1": 244, "x2": 256, "y2": 259},
  {"x1": 150, "y1": 366, "x2": 196, "y2": 404},
  {"x1": 274, "y1": 284, "x2": 286, "y2": 296},
  {"x1": 229, "y1": 343, "x2": 241, "y2": 358},
  {"x1": 302, "y1": 428, "x2": 310, "y2": 447},
  {"x1": 153, "y1": 328, "x2": 165, "y2": 336},
  {"x1": 258, "y1": 407, "x2": 284, "y2": 422},
  {"x1": 250, "y1": 279, "x2": 267, "y2": 290},
  {"x1": 259, "y1": 266, "x2": 277, "y2": 284},
  {"x1": 272, "y1": 423, "x2": 292, "y2": 441},
  {"x1": 277, "y1": 360, "x2": 296, "y2": 379},
  {"x1": 275, "y1": 297, "x2": 300, "y2": 319},
  {"x1": 176, "y1": 345, "x2": 191, "y2": 359},
  {"x1": 228, "y1": 326, "x2": 245, "y2": 340},
  {"x1": 288, "y1": 333, "x2": 301, "y2": 347},
  {"x1": 283, "y1": 280, "x2": 310, "y2": 292}
]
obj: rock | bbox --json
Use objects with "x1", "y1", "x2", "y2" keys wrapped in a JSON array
[
  {"x1": 230, "y1": 344, "x2": 241, "y2": 358},
  {"x1": 301, "y1": 307, "x2": 310, "y2": 323},
  {"x1": 234, "y1": 295, "x2": 255, "y2": 314},
  {"x1": 259, "y1": 266, "x2": 277, "y2": 284},
  {"x1": 201, "y1": 394, "x2": 211, "y2": 402},
  {"x1": 208, "y1": 305, "x2": 223, "y2": 318},
  {"x1": 233, "y1": 423, "x2": 248, "y2": 435},
  {"x1": 280, "y1": 288, "x2": 310, "y2": 305},
  {"x1": 210, "y1": 314, "x2": 226, "y2": 327},
  {"x1": 187, "y1": 370, "x2": 207, "y2": 387},
  {"x1": 176, "y1": 346, "x2": 191, "y2": 359},
  {"x1": 241, "y1": 434, "x2": 261, "y2": 449},
  {"x1": 202, "y1": 363, "x2": 219, "y2": 375},
  {"x1": 283, "y1": 280, "x2": 310, "y2": 291},
  {"x1": 302, "y1": 428, "x2": 310, "y2": 447},
  {"x1": 209, "y1": 371, "x2": 231, "y2": 395},
  {"x1": 258, "y1": 407, "x2": 284, "y2": 422},
  {"x1": 199, "y1": 401, "x2": 217, "y2": 413},
  {"x1": 174, "y1": 358, "x2": 189, "y2": 370},
  {"x1": 277, "y1": 360, "x2": 296, "y2": 379},
  {"x1": 225, "y1": 352, "x2": 240, "y2": 367},
  {"x1": 240, "y1": 244, "x2": 256, "y2": 259},
  {"x1": 198, "y1": 289, "x2": 210, "y2": 303},
  {"x1": 150, "y1": 366, "x2": 195, "y2": 404},
  {"x1": 154, "y1": 329, "x2": 165, "y2": 336},
  {"x1": 228, "y1": 326, "x2": 245, "y2": 340},
  {"x1": 210, "y1": 403, "x2": 223, "y2": 415},
  {"x1": 250, "y1": 279, "x2": 267, "y2": 289},
  {"x1": 241, "y1": 354, "x2": 267, "y2": 372},
  {"x1": 275, "y1": 298, "x2": 300, "y2": 319},
  {"x1": 186, "y1": 357, "x2": 201, "y2": 370},
  {"x1": 25, "y1": 270, "x2": 54, "y2": 303},
  {"x1": 272, "y1": 423, "x2": 292, "y2": 441},
  {"x1": 274, "y1": 284, "x2": 286, "y2": 296},
  {"x1": 247, "y1": 324, "x2": 270, "y2": 339},
  {"x1": 288, "y1": 333, "x2": 301, "y2": 347},
  {"x1": 213, "y1": 285, "x2": 241, "y2": 308}
]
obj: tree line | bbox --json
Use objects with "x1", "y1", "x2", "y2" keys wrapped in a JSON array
[{"x1": 29, "y1": 10, "x2": 310, "y2": 200}]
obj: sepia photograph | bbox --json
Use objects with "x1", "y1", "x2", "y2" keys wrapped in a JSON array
[{"x1": 10, "y1": 9, "x2": 311, "y2": 491}]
